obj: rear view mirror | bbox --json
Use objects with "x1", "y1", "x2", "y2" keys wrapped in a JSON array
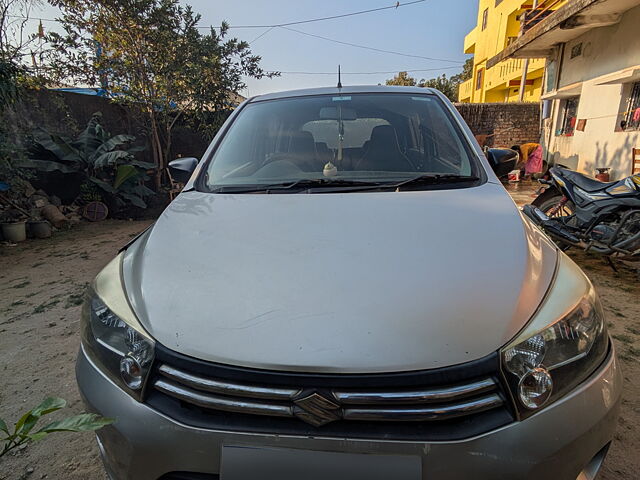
[
  {"x1": 319, "y1": 107, "x2": 357, "y2": 121},
  {"x1": 486, "y1": 148, "x2": 518, "y2": 178},
  {"x1": 168, "y1": 157, "x2": 199, "y2": 184}
]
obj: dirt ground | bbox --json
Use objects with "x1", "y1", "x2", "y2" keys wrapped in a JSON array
[
  {"x1": 0, "y1": 220, "x2": 153, "y2": 480},
  {"x1": 0, "y1": 190, "x2": 638, "y2": 479}
]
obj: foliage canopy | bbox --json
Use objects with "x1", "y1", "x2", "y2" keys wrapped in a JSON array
[{"x1": 46, "y1": 0, "x2": 276, "y2": 186}]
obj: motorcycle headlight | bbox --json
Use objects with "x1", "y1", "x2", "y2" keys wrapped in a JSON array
[
  {"x1": 81, "y1": 254, "x2": 154, "y2": 400},
  {"x1": 501, "y1": 254, "x2": 608, "y2": 417}
]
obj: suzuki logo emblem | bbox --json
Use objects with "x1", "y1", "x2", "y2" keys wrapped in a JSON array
[{"x1": 293, "y1": 391, "x2": 341, "y2": 427}]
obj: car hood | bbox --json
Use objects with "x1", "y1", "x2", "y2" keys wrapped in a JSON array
[{"x1": 122, "y1": 183, "x2": 557, "y2": 373}]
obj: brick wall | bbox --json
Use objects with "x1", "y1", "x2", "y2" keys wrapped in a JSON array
[{"x1": 455, "y1": 102, "x2": 541, "y2": 148}]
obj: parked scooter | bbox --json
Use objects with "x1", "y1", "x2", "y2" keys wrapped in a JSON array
[{"x1": 523, "y1": 166, "x2": 640, "y2": 261}]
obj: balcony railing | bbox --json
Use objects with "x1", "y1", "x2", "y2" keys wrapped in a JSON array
[{"x1": 493, "y1": 57, "x2": 546, "y2": 86}]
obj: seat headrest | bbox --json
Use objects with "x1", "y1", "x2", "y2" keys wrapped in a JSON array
[
  {"x1": 290, "y1": 131, "x2": 316, "y2": 154},
  {"x1": 315, "y1": 142, "x2": 330, "y2": 153},
  {"x1": 369, "y1": 125, "x2": 399, "y2": 147}
]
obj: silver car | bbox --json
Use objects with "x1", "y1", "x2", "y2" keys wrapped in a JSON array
[{"x1": 77, "y1": 86, "x2": 621, "y2": 480}]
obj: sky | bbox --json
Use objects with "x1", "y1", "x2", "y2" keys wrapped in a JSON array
[{"x1": 29, "y1": 0, "x2": 477, "y2": 96}]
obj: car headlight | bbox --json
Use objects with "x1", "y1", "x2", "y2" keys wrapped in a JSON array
[
  {"x1": 501, "y1": 253, "x2": 608, "y2": 417},
  {"x1": 81, "y1": 253, "x2": 154, "y2": 400}
]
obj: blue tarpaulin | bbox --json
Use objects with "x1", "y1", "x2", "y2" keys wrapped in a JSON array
[{"x1": 51, "y1": 87, "x2": 108, "y2": 97}]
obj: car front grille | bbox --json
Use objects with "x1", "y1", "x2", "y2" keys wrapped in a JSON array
[
  {"x1": 154, "y1": 363, "x2": 503, "y2": 426},
  {"x1": 146, "y1": 344, "x2": 514, "y2": 441}
]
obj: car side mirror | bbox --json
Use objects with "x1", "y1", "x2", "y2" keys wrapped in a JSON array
[
  {"x1": 486, "y1": 148, "x2": 518, "y2": 178},
  {"x1": 168, "y1": 157, "x2": 199, "y2": 184}
]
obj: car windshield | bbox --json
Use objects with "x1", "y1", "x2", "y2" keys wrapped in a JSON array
[{"x1": 203, "y1": 93, "x2": 480, "y2": 191}]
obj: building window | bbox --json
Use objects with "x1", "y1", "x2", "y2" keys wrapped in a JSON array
[
  {"x1": 482, "y1": 8, "x2": 489, "y2": 30},
  {"x1": 476, "y1": 68, "x2": 484, "y2": 91},
  {"x1": 557, "y1": 97, "x2": 579, "y2": 136},
  {"x1": 621, "y1": 82, "x2": 640, "y2": 131},
  {"x1": 495, "y1": 0, "x2": 503, "y2": 6},
  {"x1": 570, "y1": 43, "x2": 583, "y2": 59}
]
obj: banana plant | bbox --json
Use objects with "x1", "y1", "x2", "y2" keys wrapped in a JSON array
[
  {"x1": 21, "y1": 112, "x2": 156, "y2": 208},
  {"x1": 1, "y1": 397, "x2": 113, "y2": 458}
]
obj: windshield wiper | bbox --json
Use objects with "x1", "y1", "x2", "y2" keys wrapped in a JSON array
[
  {"x1": 390, "y1": 174, "x2": 480, "y2": 191},
  {"x1": 210, "y1": 178, "x2": 384, "y2": 194},
  {"x1": 209, "y1": 175, "x2": 480, "y2": 193},
  {"x1": 267, "y1": 178, "x2": 384, "y2": 191}
]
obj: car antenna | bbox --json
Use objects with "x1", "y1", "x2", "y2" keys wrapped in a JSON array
[{"x1": 337, "y1": 65, "x2": 342, "y2": 89}]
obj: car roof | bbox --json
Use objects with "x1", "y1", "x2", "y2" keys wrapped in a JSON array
[{"x1": 249, "y1": 85, "x2": 439, "y2": 103}]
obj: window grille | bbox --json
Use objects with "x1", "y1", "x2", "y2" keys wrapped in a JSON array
[{"x1": 622, "y1": 82, "x2": 640, "y2": 131}]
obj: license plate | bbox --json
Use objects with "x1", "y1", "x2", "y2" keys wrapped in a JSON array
[{"x1": 220, "y1": 445, "x2": 422, "y2": 480}]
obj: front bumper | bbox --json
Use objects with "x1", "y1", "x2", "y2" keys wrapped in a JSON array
[{"x1": 76, "y1": 343, "x2": 622, "y2": 480}]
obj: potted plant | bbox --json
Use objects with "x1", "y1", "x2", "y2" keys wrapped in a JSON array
[
  {"x1": 27, "y1": 218, "x2": 52, "y2": 238},
  {"x1": 0, "y1": 209, "x2": 27, "y2": 242}
]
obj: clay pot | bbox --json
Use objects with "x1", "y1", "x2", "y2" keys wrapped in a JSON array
[
  {"x1": 28, "y1": 220, "x2": 52, "y2": 239},
  {"x1": 1, "y1": 221, "x2": 27, "y2": 242}
]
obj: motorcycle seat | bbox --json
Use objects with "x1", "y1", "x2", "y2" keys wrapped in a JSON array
[{"x1": 555, "y1": 168, "x2": 617, "y2": 192}]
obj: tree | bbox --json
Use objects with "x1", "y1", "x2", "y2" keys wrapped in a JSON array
[
  {"x1": 0, "y1": 1, "x2": 42, "y2": 186},
  {"x1": 417, "y1": 58, "x2": 475, "y2": 103},
  {"x1": 418, "y1": 74, "x2": 458, "y2": 102},
  {"x1": 385, "y1": 71, "x2": 417, "y2": 87},
  {"x1": 45, "y1": 0, "x2": 276, "y2": 188},
  {"x1": 453, "y1": 58, "x2": 474, "y2": 83},
  {"x1": 0, "y1": 0, "x2": 42, "y2": 64}
]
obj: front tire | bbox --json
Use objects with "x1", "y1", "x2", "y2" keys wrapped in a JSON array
[
  {"x1": 531, "y1": 187, "x2": 576, "y2": 250},
  {"x1": 532, "y1": 187, "x2": 575, "y2": 218}
]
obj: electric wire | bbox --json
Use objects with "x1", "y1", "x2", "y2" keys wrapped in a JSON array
[
  {"x1": 279, "y1": 26, "x2": 464, "y2": 64},
  {"x1": 8, "y1": 1, "x2": 427, "y2": 29},
  {"x1": 270, "y1": 65, "x2": 463, "y2": 75},
  {"x1": 198, "y1": 1, "x2": 427, "y2": 29}
]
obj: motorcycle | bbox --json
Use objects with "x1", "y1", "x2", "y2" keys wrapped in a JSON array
[{"x1": 523, "y1": 166, "x2": 640, "y2": 261}]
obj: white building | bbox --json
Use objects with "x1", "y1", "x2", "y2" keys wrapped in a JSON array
[{"x1": 488, "y1": 0, "x2": 640, "y2": 180}]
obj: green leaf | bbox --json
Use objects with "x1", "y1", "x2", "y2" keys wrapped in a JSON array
[
  {"x1": 31, "y1": 397, "x2": 66, "y2": 417},
  {"x1": 119, "y1": 192, "x2": 147, "y2": 208},
  {"x1": 129, "y1": 160, "x2": 157, "y2": 170},
  {"x1": 131, "y1": 184, "x2": 155, "y2": 197},
  {"x1": 89, "y1": 176, "x2": 117, "y2": 194},
  {"x1": 91, "y1": 134, "x2": 136, "y2": 161},
  {"x1": 13, "y1": 411, "x2": 33, "y2": 435},
  {"x1": 14, "y1": 398, "x2": 66, "y2": 435},
  {"x1": 76, "y1": 114, "x2": 107, "y2": 157},
  {"x1": 93, "y1": 150, "x2": 132, "y2": 169},
  {"x1": 128, "y1": 146, "x2": 147, "y2": 153},
  {"x1": 114, "y1": 165, "x2": 138, "y2": 189},
  {"x1": 17, "y1": 159, "x2": 79, "y2": 173},
  {"x1": 32, "y1": 131, "x2": 80, "y2": 163},
  {"x1": 0, "y1": 417, "x2": 7, "y2": 435},
  {"x1": 38, "y1": 414, "x2": 114, "y2": 434},
  {"x1": 26, "y1": 432, "x2": 49, "y2": 442}
]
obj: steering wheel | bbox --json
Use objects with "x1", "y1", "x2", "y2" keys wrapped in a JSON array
[
  {"x1": 253, "y1": 158, "x2": 305, "y2": 179},
  {"x1": 260, "y1": 153, "x2": 320, "y2": 173}
]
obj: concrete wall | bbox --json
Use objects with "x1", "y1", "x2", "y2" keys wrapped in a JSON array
[
  {"x1": 455, "y1": 102, "x2": 541, "y2": 147},
  {"x1": 544, "y1": 4, "x2": 640, "y2": 179}
]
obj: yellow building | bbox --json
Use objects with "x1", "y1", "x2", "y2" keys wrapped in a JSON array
[{"x1": 459, "y1": 0, "x2": 566, "y2": 103}]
